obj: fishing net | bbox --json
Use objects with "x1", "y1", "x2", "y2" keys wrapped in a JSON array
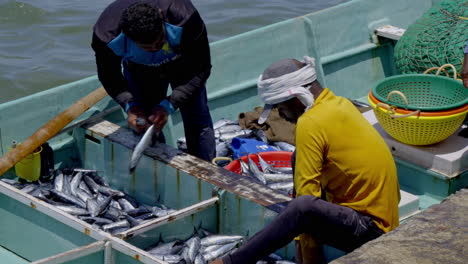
[{"x1": 394, "y1": 0, "x2": 468, "y2": 75}]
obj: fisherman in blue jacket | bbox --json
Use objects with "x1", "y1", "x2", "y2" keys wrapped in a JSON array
[{"x1": 92, "y1": 0, "x2": 215, "y2": 161}]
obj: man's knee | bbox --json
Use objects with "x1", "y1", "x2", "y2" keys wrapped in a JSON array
[{"x1": 290, "y1": 195, "x2": 321, "y2": 214}]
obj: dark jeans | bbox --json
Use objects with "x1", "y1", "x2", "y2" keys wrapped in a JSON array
[
  {"x1": 123, "y1": 63, "x2": 216, "y2": 162},
  {"x1": 223, "y1": 195, "x2": 384, "y2": 264}
]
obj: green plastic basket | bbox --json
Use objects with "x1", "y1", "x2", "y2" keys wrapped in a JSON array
[{"x1": 372, "y1": 74, "x2": 468, "y2": 111}]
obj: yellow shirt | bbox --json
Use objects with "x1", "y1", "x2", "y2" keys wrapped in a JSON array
[{"x1": 295, "y1": 89, "x2": 400, "y2": 235}]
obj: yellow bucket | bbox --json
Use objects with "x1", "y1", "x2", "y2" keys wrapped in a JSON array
[{"x1": 14, "y1": 146, "x2": 42, "y2": 181}]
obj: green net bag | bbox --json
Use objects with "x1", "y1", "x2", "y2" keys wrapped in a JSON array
[{"x1": 395, "y1": 0, "x2": 468, "y2": 75}]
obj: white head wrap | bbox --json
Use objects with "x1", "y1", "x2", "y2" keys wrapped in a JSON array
[{"x1": 257, "y1": 56, "x2": 317, "y2": 124}]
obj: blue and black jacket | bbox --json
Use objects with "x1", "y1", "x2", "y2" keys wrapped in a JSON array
[{"x1": 92, "y1": 0, "x2": 211, "y2": 111}]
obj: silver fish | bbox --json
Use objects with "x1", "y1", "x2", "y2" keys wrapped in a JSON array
[
  {"x1": 216, "y1": 142, "x2": 230, "y2": 157},
  {"x1": 1, "y1": 178, "x2": 19, "y2": 185},
  {"x1": 215, "y1": 124, "x2": 242, "y2": 135},
  {"x1": 102, "y1": 207, "x2": 122, "y2": 221},
  {"x1": 134, "y1": 212, "x2": 154, "y2": 220},
  {"x1": 263, "y1": 173, "x2": 293, "y2": 183},
  {"x1": 257, "y1": 154, "x2": 273, "y2": 173},
  {"x1": 151, "y1": 206, "x2": 176, "y2": 217},
  {"x1": 80, "y1": 216, "x2": 114, "y2": 225},
  {"x1": 98, "y1": 185, "x2": 125, "y2": 197},
  {"x1": 127, "y1": 207, "x2": 151, "y2": 217},
  {"x1": 129, "y1": 124, "x2": 156, "y2": 173},
  {"x1": 350, "y1": 99, "x2": 370, "y2": 108},
  {"x1": 110, "y1": 199, "x2": 123, "y2": 210},
  {"x1": 181, "y1": 247, "x2": 191, "y2": 264},
  {"x1": 102, "y1": 219, "x2": 130, "y2": 232},
  {"x1": 61, "y1": 174, "x2": 73, "y2": 195},
  {"x1": 200, "y1": 235, "x2": 244, "y2": 247},
  {"x1": 55, "y1": 205, "x2": 89, "y2": 216},
  {"x1": 247, "y1": 155, "x2": 266, "y2": 184},
  {"x1": 267, "y1": 181, "x2": 294, "y2": 192},
  {"x1": 253, "y1": 129, "x2": 268, "y2": 143},
  {"x1": 194, "y1": 254, "x2": 205, "y2": 264},
  {"x1": 213, "y1": 118, "x2": 237, "y2": 130},
  {"x1": 87, "y1": 194, "x2": 113, "y2": 217},
  {"x1": 219, "y1": 129, "x2": 253, "y2": 143},
  {"x1": 50, "y1": 189, "x2": 86, "y2": 208},
  {"x1": 152, "y1": 254, "x2": 183, "y2": 264},
  {"x1": 177, "y1": 137, "x2": 187, "y2": 150},
  {"x1": 75, "y1": 187, "x2": 94, "y2": 204},
  {"x1": 83, "y1": 175, "x2": 100, "y2": 194},
  {"x1": 20, "y1": 184, "x2": 38, "y2": 194},
  {"x1": 79, "y1": 181, "x2": 92, "y2": 194},
  {"x1": 187, "y1": 236, "x2": 201, "y2": 263},
  {"x1": 269, "y1": 166, "x2": 293, "y2": 174},
  {"x1": 203, "y1": 241, "x2": 239, "y2": 262},
  {"x1": 30, "y1": 188, "x2": 46, "y2": 199},
  {"x1": 268, "y1": 253, "x2": 283, "y2": 261},
  {"x1": 70, "y1": 172, "x2": 83, "y2": 196},
  {"x1": 111, "y1": 227, "x2": 130, "y2": 235},
  {"x1": 239, "y1": 159, "x2": 250, "y2": 176},
  {"x1": 53, "y1": 172, "x2": 65, "y2": 192},
  {"x1": 118, "y1": 198, "x2": 136, "y2": 211},
  {"x1": 124, "y1": 214, "x2": 141, "y2": 227},
  {"x1": 273, "y1": 142, "x2": 295, "y2": 152},
  {"x1": 147, "y1": 240, "x2": 185, "y2": 255}
]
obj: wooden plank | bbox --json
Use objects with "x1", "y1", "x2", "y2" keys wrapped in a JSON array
[
  {"x1": 57, "y1": 105, "x2": 121, "y2": 136},
  {"x1": 31, "y1": 241, "x2": 105, "y2": 264},
  {"x1": 84, "y1": 119, "x2": 291, "y2": 212},
  {"x1": 375, "y1": 25, "x2": 406, "y2": 40},
  {"x1": 118, "y1": 196, "x2": 220, "y2": 239}
]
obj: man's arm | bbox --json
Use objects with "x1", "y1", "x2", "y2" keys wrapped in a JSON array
[
  {"x1": 167, "y1": 11, "x2": 211, "y2": 109},
  {"x1": 294, "y1": 117, "x2": 325, "y2": 198},
  {"x1": 462, "y1": 52, "x2": 468, "y2": 88},
  {"x1": 91, "y1": 33, "x2": 134, "y2": 108}
]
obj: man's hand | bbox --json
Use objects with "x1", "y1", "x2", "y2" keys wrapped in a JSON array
[
  {"x1": 127, "y1": 105, "x2": 150, "y2": 133},
  {"x1": 148, "y1": 105, "x2": 169, "y2": 131},
  {"x1": 462, "y1": 54, "x2": 468, "y2": 88}
]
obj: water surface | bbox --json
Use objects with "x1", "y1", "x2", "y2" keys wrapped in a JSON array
[{"x1": 0, "y1": 0, "x2": 349, "y2": 103}]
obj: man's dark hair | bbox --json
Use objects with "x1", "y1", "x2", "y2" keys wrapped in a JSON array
[{"x1": 120, "y1": 3, "x2": 163, "y2": 44}]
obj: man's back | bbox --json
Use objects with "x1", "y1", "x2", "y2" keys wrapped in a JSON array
[{"x1": 295, "y1": 88, "x2": 400, "y2": 233}]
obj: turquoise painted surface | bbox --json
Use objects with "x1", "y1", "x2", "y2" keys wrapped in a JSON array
[
  {"x1": 0, "y1": 194, "x2": 96, "y2": 261},
  {"x1": 0, "y1": 246, "x2": 29, "y2": 264}
]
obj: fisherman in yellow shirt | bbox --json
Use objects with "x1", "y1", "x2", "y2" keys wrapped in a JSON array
[{"x1": 210, "y1": 56, "x2": 400, "y2": 264}]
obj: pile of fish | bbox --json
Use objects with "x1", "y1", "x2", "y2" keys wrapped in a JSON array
[
  {"x1": 239, "y1": 153, "x2": 294, "y2": 196},
  {"x1": 145, "y1": 228, "x2": 295, "y2": 264},
  {"x1": 177, "y1": 118, "x2": 295, "y2": 196},
  {"x1": 1, "y1": 168, "x2": 175, "y2": 234},
  {"x1": 177, "y1": 118, "x2": 296, "y2": 161}
]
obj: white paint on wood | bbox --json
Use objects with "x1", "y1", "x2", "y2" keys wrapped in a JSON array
[{"x1": 375, "y1": 25, "x2": 406, "y2": 40}]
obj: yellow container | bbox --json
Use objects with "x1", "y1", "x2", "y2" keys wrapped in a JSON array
[
  {"x1": 14, "y1": 146, "x2": 42, "y2": 181},
  {"x1": 368, "y1": 98, "x2": 468, "y2": 145}
]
